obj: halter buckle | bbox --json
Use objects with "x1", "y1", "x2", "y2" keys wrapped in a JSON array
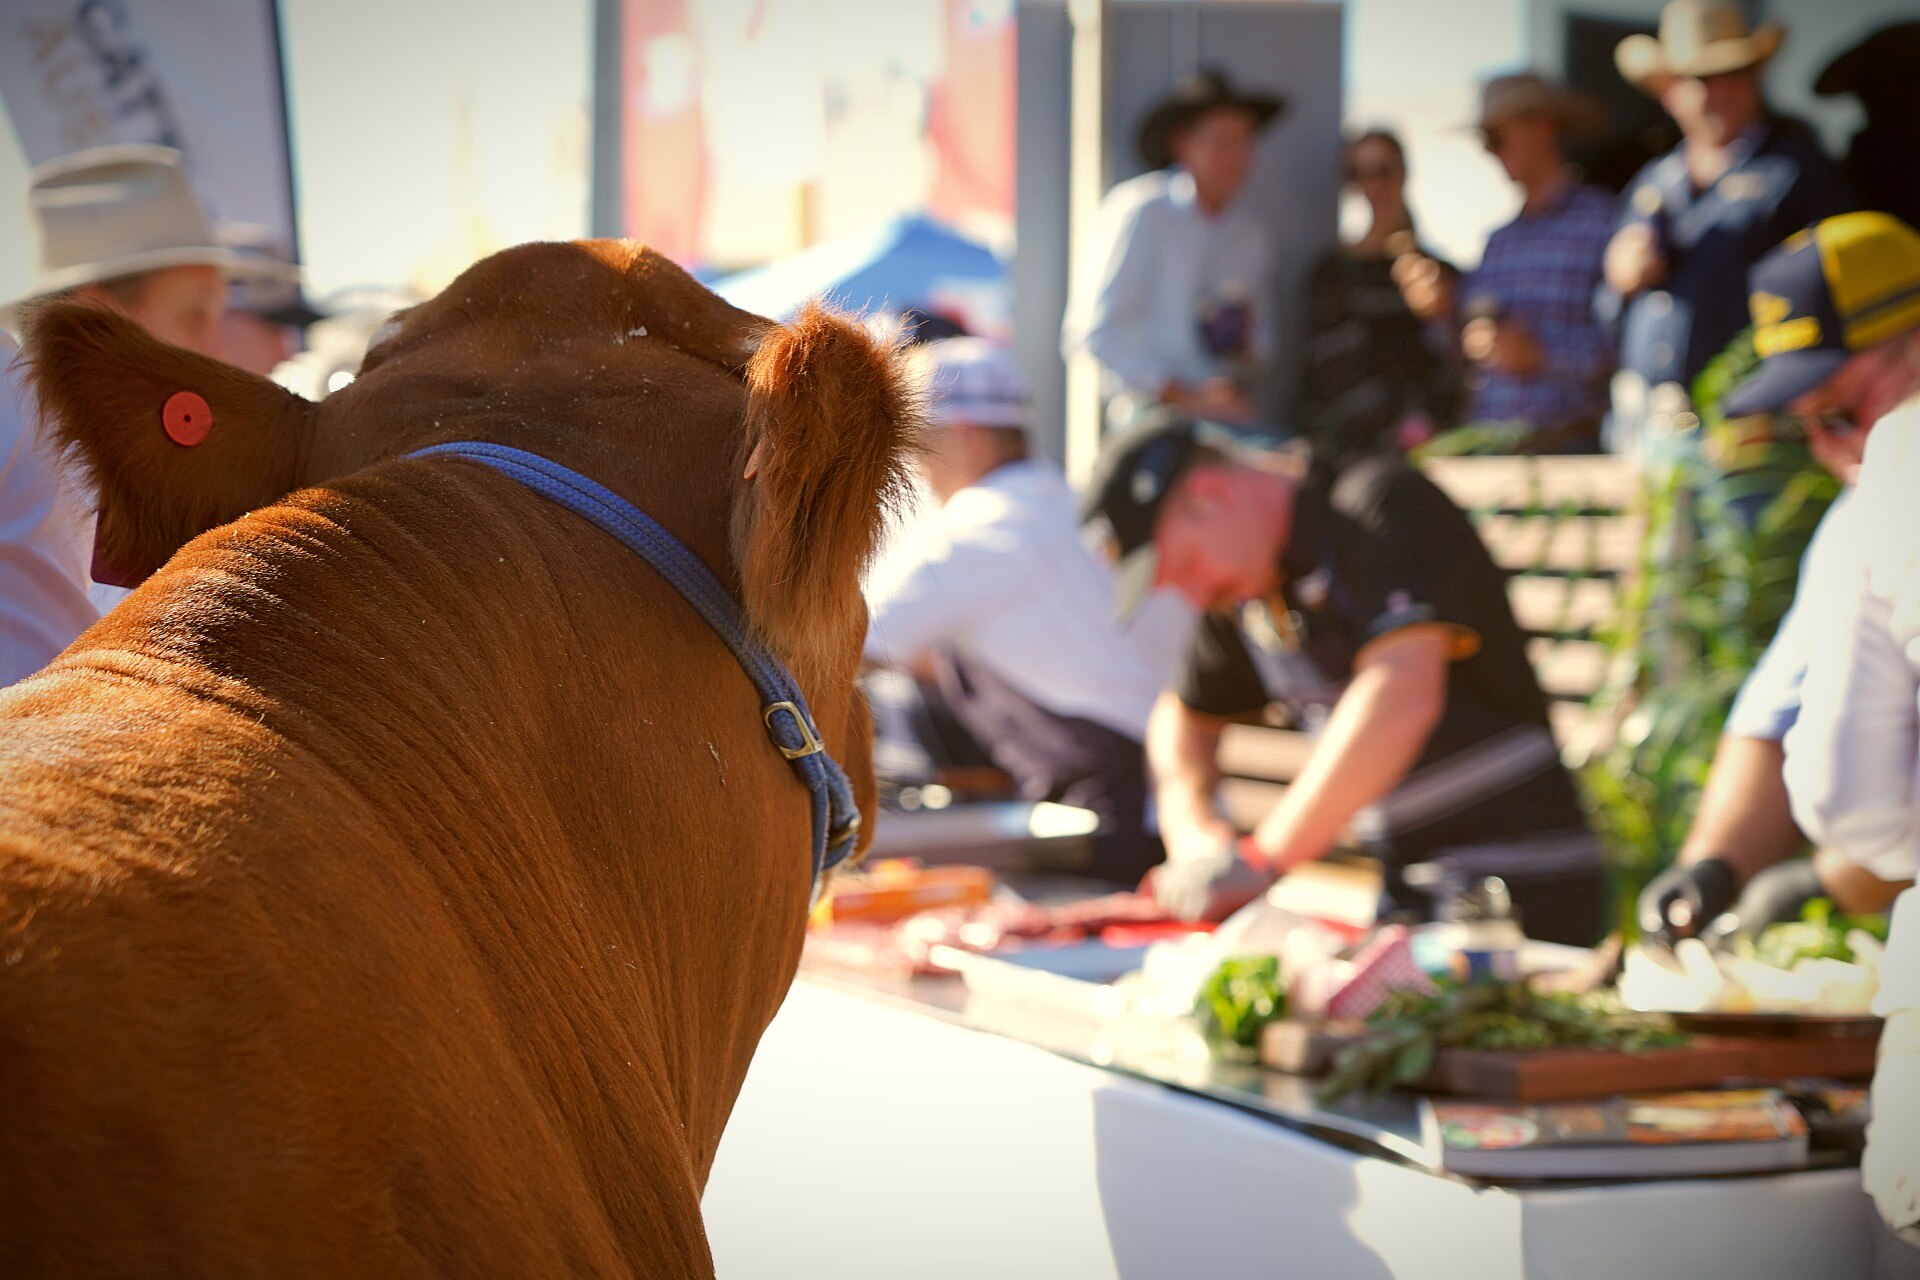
[{"x1": 763, "y1": 701, "x2": 825, "y2": 760}]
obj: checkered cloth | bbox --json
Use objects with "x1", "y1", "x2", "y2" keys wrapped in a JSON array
[
  {"x1": 1458, "y1": 181, "x2": 1616, "y2": 433},
  {"x1": 1325, "y1": 925, "x2": 1437, "y2": 1022}
]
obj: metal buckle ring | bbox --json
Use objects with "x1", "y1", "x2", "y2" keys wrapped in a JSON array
[{"x1": 763, "y1": 700, "x2": 825, "y2": 760}]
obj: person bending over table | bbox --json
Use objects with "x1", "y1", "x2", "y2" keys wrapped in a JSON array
[
  {"x1": 864, "y1": 339, "x2": 1183, "y2": 886},
  {"x1": 1079, "y1": 415, "x2": 1607, "y2": 944},
  {"x1": 1638, "y1": 213, "x2": 1920, "y2": 944}
]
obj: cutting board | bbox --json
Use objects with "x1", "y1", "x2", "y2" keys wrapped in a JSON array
[{"x1": 1260, "y1": 1019, "x2": 1881, "y2": 1102}]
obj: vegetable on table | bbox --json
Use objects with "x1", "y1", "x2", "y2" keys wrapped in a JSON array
[
  {"x1": 1194, "y1": 955, "x2": 1286, "y2": 1053},
  {"x1": 1316, "y1": 978, "x2": 1686, "y2": 1105},
  {"x1": 1745, "y1": 898, "x2": 1889, "y2": 972}
]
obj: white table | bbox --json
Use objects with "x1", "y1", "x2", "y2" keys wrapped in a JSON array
[{"x1": 705, "y1": 980, "x2": 1879, "y2": 1280}]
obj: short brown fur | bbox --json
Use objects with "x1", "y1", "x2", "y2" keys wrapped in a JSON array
[{"x1": 0, "y1": 240, "x2": 916, "y2": 1277}]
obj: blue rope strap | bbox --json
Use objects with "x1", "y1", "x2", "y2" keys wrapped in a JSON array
[{"x1": 406, "y1": 441, "x2": 861, "y2": 883}]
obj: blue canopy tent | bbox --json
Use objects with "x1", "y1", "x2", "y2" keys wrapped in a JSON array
[{"x1": 709, "y1": 213, "x2": 1007, "y2": 329}]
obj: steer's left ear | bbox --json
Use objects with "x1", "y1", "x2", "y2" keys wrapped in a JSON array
[{"x1": 22, "y1": 300, "x2": 317, "y2": 588}]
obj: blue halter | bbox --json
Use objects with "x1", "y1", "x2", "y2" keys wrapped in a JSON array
[{"x1": 406, "y1": 441, "x2": 862, "y2": 886}]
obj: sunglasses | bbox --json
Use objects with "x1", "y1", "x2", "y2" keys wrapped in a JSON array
[{"x1": 1346, "y1": 163, "x2": 1401, "y2": 182}]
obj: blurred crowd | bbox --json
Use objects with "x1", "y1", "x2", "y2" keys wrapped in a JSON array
[
  {"x1": 1064, "y1": 6, "x2": 1919, "y2": 461},
  {"x1": 867, "y1": 8, "x2": 1920, "y2": 1270}
]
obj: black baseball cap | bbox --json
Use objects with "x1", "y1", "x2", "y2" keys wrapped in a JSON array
[{"x1": 1079, "y1": 411, "x2": 1254, "y2": 618}]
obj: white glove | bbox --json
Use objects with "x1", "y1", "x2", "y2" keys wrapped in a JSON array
[{"x1": 1151, "y1": 836, "x2": 1274, "y2": 923}]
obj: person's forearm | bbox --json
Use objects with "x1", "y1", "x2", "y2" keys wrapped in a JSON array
[
  {"x1": 1814, "y1": 848, "x2": 1914, "y2": 916},
  {"x1": 1678, "y1": 736, "x2": 1807, "y2": 887},
  {"x1": 1146, "y1": 691, "x2": 1231, "y2": 839},
  {"x1": 1249, "y1": 635, "x2": 1446, "y2": 870}
]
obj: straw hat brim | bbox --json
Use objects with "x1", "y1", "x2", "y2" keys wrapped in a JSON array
[
  {"x1": 0, "y1": 245, "x2": 301, "y2": 325},
  {"x1": 1616, "y1": 23, "x2": 1784, "y2": 91},
  {"x1": 1466, "y1": 87, "x2": 1611, "y2": 143}
]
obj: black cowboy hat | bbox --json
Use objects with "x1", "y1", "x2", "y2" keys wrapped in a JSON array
[
  {"x1": 1136, "y1": 68, "x2": 1287, "y2": 171},
  {"x1": 1815, "y1": 21, "x2": 1920, "y2": 101}
]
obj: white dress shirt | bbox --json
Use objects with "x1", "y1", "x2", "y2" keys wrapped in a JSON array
[
  {"x1": 1723, "y1": 488, "x2": 1858, "y2": 742},
  {"x1": 0, "y1": 335, "x2": 99, "y2": 687},
  {"x1": 864, "y1": 458, "x2": 1181, "y2": 742},
  {"x1": 1060, "y1": 168, "x2": 1274, "y2": 397},
  {"x1": 1784, "y1": 393, "x2": 1920, "y2": 1004}
]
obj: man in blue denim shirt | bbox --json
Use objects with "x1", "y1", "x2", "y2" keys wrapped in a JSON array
[{"x1": 1596, "y1": 1, "x2": 1852, "y2": 451}]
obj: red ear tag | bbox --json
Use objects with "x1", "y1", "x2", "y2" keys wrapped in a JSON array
[{"x1": 162, "y1": 391, "x2": 212, "y2": 447}]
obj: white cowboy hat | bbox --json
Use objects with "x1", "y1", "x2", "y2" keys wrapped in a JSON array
[
  {"x1": 1616, "y1": 0, "x2": 1784, "y2": 91},
  {"x1": 2, "y1": 143, "x2": 298, "y2": 320}
]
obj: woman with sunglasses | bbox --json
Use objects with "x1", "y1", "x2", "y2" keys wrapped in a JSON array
[{"x1": 1293, "y1": 130, "x2": 1463, "y2": 458}]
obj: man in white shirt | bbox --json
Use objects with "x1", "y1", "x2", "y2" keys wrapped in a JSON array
[
  {"x1": 866, "y1": 339, "x2": 1184, "y2": 883},
  {"x1": 0, "y1": 145, "x2": 296, "y2": 686},
  {"x1": 1711, "y1": 211, "x2": 1920, "y2": 1276},
  {"x1": 1790, "y1": 401, "x2": 1920, "y2": 1280},
  {"x1": 1061, "y1": 70, "x2": 1284, "y2": 430},
  {"x1": 1640, "y1": 214, "x2": 1916, "y2": 944}
]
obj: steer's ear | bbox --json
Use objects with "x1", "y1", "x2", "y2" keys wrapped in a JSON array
[
  {"x1": 734, "y1": 302, "x2": 922, "y2": 687},
  {"x1": 21, "y1": 300, "x2": 317, "y2": 588}
]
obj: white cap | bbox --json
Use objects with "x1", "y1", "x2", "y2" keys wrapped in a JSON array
[
  {"x1": 3, "y1": 144, "x2": 298, "y2": 320},
  {"x1": 910, "y1": 337, "x2": 1031, "y2": 430}
]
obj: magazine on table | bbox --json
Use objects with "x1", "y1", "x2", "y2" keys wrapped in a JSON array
[{"x1": 1421, "y1": 1088, "x2": 1810, "y2": 1179}]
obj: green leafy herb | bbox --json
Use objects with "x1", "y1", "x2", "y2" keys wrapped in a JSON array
[
  {"x1": 1315, "y1": 979, "x2": 1685, "y2": 1105},
  {"x1": 1746, "y1": 898, "x2": 1890, "y2": 970},
  {"x1": 1583, "y1": 328, "x2": 1838, "y2": 938},
  {"x1": 1193, "y1": 955, "x2": 1286, "y2": 1053}
]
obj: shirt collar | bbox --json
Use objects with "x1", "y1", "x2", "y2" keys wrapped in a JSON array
[
  {"x1": 1168, "y1": 168, "x2": 1199, "y2": 210},
  {"x1": 1168, "y1": 167, "x2": 1242, "y2": 220}
]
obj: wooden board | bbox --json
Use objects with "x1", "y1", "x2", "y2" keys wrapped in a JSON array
[
  {"x1": 1259, "y1": 1019, "x2": 1881, "y2": 1102},
  {"x1": 1261, "y1": 1017, "x2": 1368, "y2": 1074},
  {"x1": 1478, "y1": 514, "x2": 1641, "y2": 575},
  {"x1": 1508, "y1": 575, "x2": 1618, "y2": 637},
  {"x1": 1425, "y1": 455, "x2": 1641, "y2": 515},
  {"x1": 1530, "y1": 638, "x2": 1610, "y2": 701},
  {"x1": 1430, "y1": 1035, "x2": 1880, "y2": 1102}
]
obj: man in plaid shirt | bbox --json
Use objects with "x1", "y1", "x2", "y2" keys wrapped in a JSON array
[{"x1": 1407, "y1": 74, "x2": 1617, "y2": 451}]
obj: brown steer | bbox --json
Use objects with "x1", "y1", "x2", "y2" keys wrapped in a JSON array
[{"x1": 0, "y1": 241, "x2": 917, "y2": 1276}]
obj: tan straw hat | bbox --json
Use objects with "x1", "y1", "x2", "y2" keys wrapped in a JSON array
[
  {"x1": 3, "y1": 143, "x2": 298, "y2": 318},
  {"x1": 1616, "y1": 0, "x2": 1784, "y2": 91},
  {"x1": 1471, "y1": 72, "x2": 1610, "y2": 141}
]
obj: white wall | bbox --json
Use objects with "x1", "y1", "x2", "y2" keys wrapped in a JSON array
[
  {"x1": 1344, "y1": 0, "x2": 1530, "y2": 270},
  {"x1": 278, "y1": 0, "x2": 593, "y2": 297}
]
